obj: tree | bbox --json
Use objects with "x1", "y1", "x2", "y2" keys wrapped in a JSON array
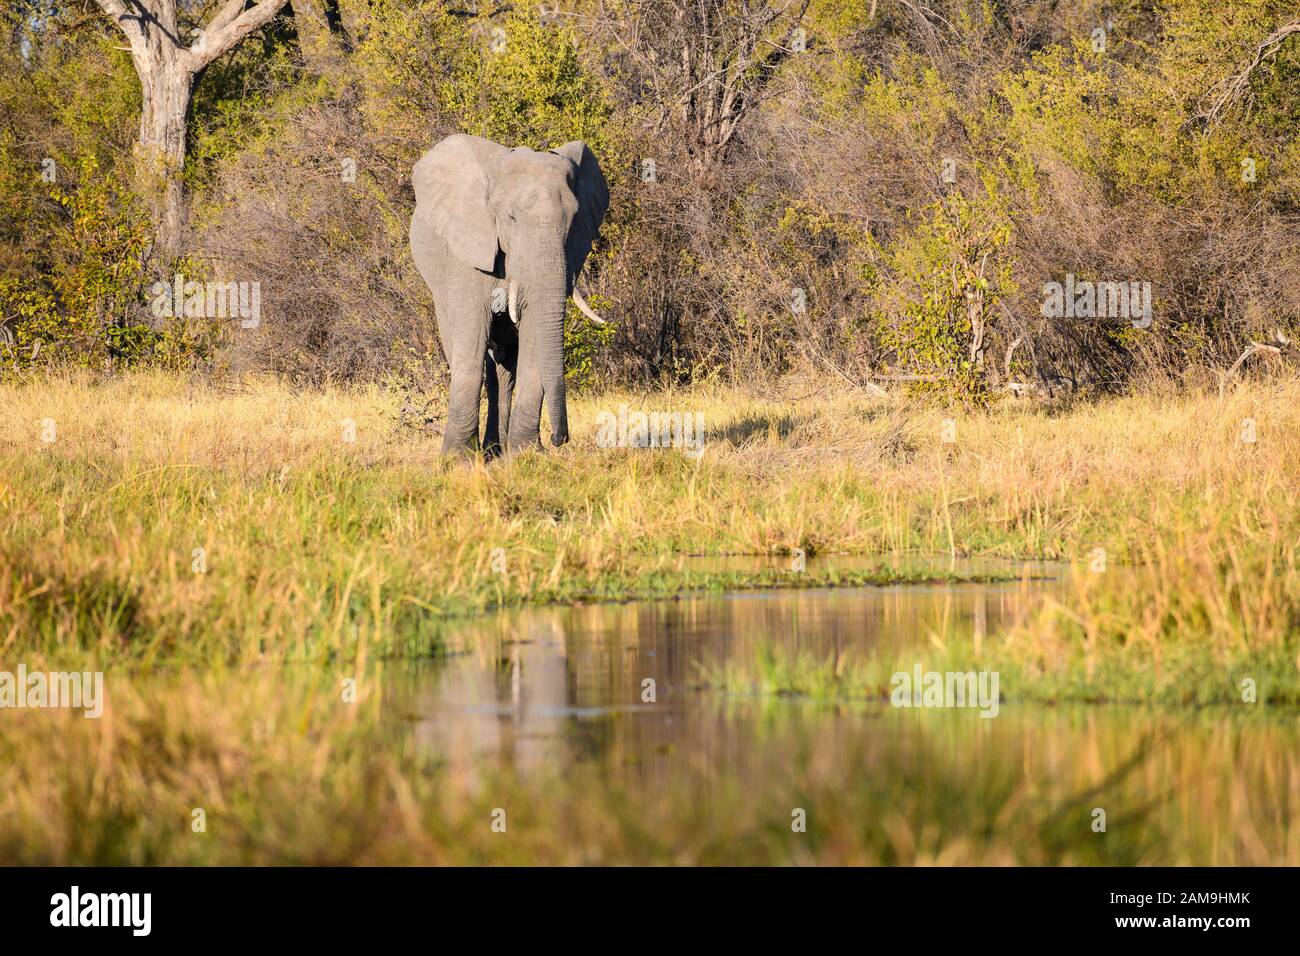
[
  {"x1": 598, "y1": 0, "x2": 811, "y2": 175},
  {"x1": 94, "y1": 0, "x2": 291, "y2": 257}
]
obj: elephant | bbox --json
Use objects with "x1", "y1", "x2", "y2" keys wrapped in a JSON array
[{"x1": 409, "y1": 133, "x2": 609, "y2": 457}]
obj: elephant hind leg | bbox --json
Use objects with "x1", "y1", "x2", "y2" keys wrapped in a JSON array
[
  {"x1": 487, "y1": 315, "x2": 518, "y2": 458},
  {"x1": 483, "y1": 356, "x2": 502, "y2": 459}
]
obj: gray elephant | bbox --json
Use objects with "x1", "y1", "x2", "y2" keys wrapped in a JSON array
[{"x1": 409, "y1": 134, "x2": 609, "y2": 456}]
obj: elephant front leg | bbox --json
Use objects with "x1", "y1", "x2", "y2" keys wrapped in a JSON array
[
  {"x1": 441, "y1": 306, "x2": 491, "y2": 457},
  {"x1": 506, "y1": 362, "x2": 543, "y2": 453}
]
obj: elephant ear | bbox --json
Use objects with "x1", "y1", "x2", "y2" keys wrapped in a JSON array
[
  {"x1": 552, "y1": 141, "x2": 609, "y2": 284},
  {"x1": 412, "y1": 134, "x2": 508, "y2": 273}
]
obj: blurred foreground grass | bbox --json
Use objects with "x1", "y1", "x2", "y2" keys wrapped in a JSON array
[{"x1": 3, "y1": 665, "x2": 1297, "y2": 865}]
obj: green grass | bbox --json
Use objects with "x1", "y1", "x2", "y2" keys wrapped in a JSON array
[{"x1": 3, "y1": 370, "x2": 1299, "y2": 687}]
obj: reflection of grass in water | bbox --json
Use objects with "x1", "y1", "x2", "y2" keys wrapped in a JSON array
[
  {"x1": 1, "y1": 668, "x2": 1294, "y2": 865},
  {"x1": 698, "y1": 538, "x2": 1300, "y2": 705},
  {"x1": 699, "y1": 636, "x2": 1299, "y2": 706}
]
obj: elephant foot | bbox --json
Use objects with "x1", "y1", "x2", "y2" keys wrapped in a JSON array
[
  {"x1": 505, "y1": 435, "x2": 543, "y2": 456},
  {"x1": 439, "y1": 436, "x2": 480, "y2": 459}
]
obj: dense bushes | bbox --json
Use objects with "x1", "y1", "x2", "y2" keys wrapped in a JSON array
[
  {"x1": 1, "y1": 0, "x2": 1298, "y2": 399},
  {"x1": 0, "y1": 11, "x2": 152, "y2": 368}
]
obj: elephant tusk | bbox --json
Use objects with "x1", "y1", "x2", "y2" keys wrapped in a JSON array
[
  {"x1": 571, "y1": 286, "x2": 606, "y2": 325},
  {"x1": 507, "y1": 280, "x2": 519, "y2": 325}
]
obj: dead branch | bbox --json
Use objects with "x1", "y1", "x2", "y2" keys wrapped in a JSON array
[{"x1": 1198, "y1": 18, "x2": 1300, "y2": 128}]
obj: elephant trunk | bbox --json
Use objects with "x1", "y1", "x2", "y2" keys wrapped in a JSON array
[
  {"x1": 538, "y1": 278, "x2": 569, "y2": 448},
  {"x1": 508, "y1": 234, "x2": 569, "y2": 450}
]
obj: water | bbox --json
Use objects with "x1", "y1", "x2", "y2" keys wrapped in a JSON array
[
  {"x1": 402, "y1": 573, "x2": 1049, "y2": 776},
  {"x1": 381, "y1": 561, "x2": 1300, "y2": 864}
]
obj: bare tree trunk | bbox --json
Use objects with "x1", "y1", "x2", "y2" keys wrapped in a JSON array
[
  {"x1": 136, "y1": 55, "x2": 192, "y2": 258},
  {"x1": 95, "y1": 0, "x2": 291, "y2": 260}
]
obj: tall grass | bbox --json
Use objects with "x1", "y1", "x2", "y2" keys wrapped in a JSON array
[{"x1": 2, "y1": 371, "x2": 1298, "y2": 672}]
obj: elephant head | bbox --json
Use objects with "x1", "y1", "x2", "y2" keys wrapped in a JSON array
[{"x1": 412, "y1": 134, "x2": 608, "y2": 450}]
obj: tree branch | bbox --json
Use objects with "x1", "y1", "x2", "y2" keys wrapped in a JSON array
[
  {"x1": 1199, "y1": 18, "x2": 1300, "y2": 128},
  {"x1": 93, "y1": 0, "x2": 148, "y2": 58},
  {"x1": 186, "y1": 0, "x2": 291, "y2": 71}
]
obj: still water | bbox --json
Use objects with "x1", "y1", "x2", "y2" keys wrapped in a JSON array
[{"x1": 383, "y1": 561, "x2": 1298, "y2": 864}]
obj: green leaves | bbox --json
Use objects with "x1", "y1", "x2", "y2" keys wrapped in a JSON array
[{"x1": 872, "y1": 192, "x2": 1015, "y2": 406}]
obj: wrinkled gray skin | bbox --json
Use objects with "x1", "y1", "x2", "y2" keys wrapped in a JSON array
[{"x1": 409, "y1": 134, "x2": 609, "y2": 456}]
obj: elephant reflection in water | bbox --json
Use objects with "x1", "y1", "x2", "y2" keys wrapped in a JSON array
[{"x1": 414, "y1": 612, "x2": 572, "y2": 784}]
